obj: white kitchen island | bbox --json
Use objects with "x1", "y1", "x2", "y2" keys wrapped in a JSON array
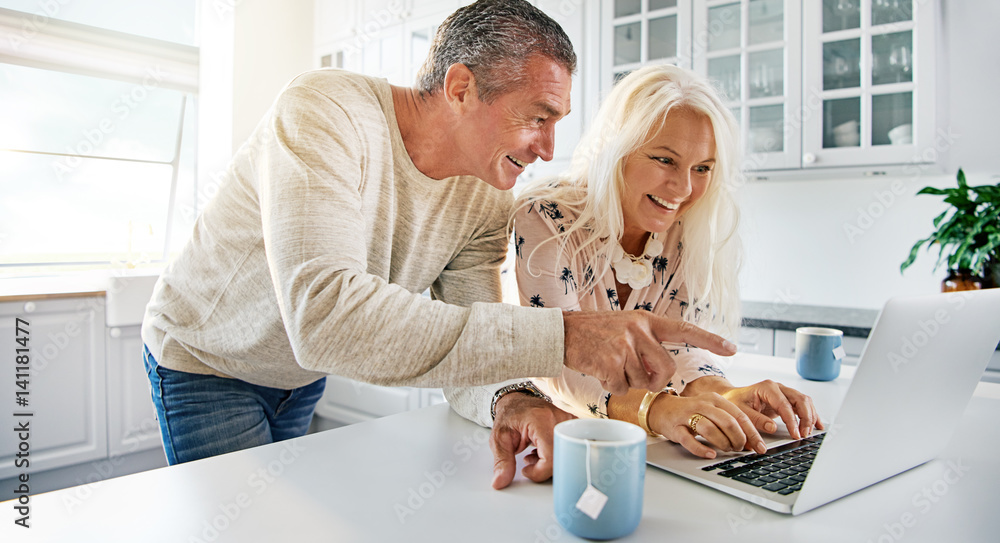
[{"x1": 3, "y1": 353, "x2": 998, "y2": 542}]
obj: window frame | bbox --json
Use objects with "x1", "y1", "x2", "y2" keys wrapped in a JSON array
[{"x1": 0, "y1": 6, "x2": 199, "y2": 271}]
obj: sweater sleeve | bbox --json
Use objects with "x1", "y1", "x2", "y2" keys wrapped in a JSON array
[{"x1": 256, "y1": 84, "x2": 563, "y2": 387}]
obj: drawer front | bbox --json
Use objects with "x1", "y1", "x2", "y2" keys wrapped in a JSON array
[{"x1": 737, "y1": 327, "x2": 775, "y2": 356}]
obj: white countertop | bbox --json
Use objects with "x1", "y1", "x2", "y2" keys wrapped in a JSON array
[{"x1": 3, "y1": 353, "x2": 998, "y2": 542}]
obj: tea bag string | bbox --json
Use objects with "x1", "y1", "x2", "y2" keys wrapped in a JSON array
[{"x1": 586, "y1": 439, "x2": 593, "y2": 488}]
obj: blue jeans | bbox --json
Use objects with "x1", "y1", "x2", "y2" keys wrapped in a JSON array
[{"x1": 143, "y1": 345, "x2": 326, "y2": 465}]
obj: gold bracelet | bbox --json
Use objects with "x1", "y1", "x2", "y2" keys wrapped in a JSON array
[
  {"x1": 637, "y1": 391, "x2": 662, "y2": 436},
  {"x1": 637, "y1": 388, "x2": 678, "y2": 437}
]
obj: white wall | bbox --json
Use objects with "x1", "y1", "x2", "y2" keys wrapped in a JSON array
[
  {"x1": 232, "y1": 0, "x2": 314, "y2": 151},
  {"x1": 198, "y1": 0, "x2": 314, "y2": 177},
  {"x1": 738, "y1": 1, "x2": 1000, "y2": 310}
]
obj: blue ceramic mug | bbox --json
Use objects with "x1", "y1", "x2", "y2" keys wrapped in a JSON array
[
  {"x1": 795, "y1": 327, "x2": 845, "y2": 381},
  {"x1": 553, "y1": 419, "x2": 646, "y2": 540}
]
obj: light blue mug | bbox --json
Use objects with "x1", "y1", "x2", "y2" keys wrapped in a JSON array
[
  {"x1": 553, "y1": 419, "x2": 646, "y2": 540},
  {"x1": 795, "y1": 326, "x2": 845, "y2": 381}
]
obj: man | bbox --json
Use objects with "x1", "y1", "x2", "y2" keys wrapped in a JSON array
[{"x1": 142, "y1": 0, "x2": 736, "y2": 465}]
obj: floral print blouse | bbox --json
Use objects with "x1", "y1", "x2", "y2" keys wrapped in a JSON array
[{"x1": 514, "y1": 196, "x2": 726, "y2": 420}]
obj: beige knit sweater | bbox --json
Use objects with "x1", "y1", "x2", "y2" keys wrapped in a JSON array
[{"x1": 142, "y1": 70, "x2": 563, "y2": 390}]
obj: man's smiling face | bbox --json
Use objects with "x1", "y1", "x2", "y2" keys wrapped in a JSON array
[{"x1": 457, "y1": 55, "x2": 572, "y2": 191}]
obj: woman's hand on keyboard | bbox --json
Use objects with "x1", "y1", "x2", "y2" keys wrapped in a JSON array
[{"x1": 649, "y1": 393, "x2": 767, "y2": 459}]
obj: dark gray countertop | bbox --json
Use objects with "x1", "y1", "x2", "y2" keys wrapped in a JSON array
[
  {"x1": 741, "y1": 301, "x2": 884, "y2": 338},
  {"x1": 741, "y1": 300, "x2": 1000, "y2": 351}
]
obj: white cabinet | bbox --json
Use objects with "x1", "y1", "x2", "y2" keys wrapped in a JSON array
[
  {"x1": 600, "y1": 0, "x2": 692, "y2": 94},
  {"x1": 106, "y1": 325, "x2": 161, "y2": 456},
  {"x1": 736, "y1": 325, "x2": 775, "y2": 355},
  {"x1": 800, "y1": 0, "x2": 937, "y2": 170},
  {"x1": 314, "y1": 0, "x2": 462, "y2": 76},
  {"x1": 693, "y1": 0, "x2": 802, "y2": 170},
  {"x1": 105, "y1": 274, "x2": 161, "y2": 456},
  {"x1": 314, "y1": 376, "x2": 446, "y2": 426},
  {"x1": 599, "y1": 0, "x2": 942, "y2": 173},
  {"x1": 0, "y1": 296, "x2": 107, "y2": 480},
  {"x1": 315, "y1": 0, "x2": 360, "y2": 45}
]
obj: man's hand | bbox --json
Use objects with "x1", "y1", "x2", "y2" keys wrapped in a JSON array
[
  {"x1": 490, "y1": 393, "x2": 575, "y2": 490},
  {"x1": 562, "y1": 311, "x2": 737, "y2": 395}
]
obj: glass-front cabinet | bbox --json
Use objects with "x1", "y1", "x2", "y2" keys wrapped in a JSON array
[
  {"x1": 605, "y1": 0, "x2": 940, "y2": 173},
  {"x1": 693, "y1": 0, "x2": 802, "y2": 170},
  {"x1": 801, "y1": 0, "x2": 936, "y2": 169},
  {"x1": 601, "y1": 0, "x2": 692, "y2": 96}
]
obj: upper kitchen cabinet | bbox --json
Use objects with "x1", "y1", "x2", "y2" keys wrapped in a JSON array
[
  {"x1": 800, "y1": 0, "x2": 936, "y2": 171},
  {"x1": 669, "y1": 0, "x2": 940, "y2": 174},
  {"x1": 693, "y1": 0, "x2": 802, "y2": 170},
  {"x1": 601, "y1": 0, "x2": 692, "y2": 96},
  {"x1": 314, "y1": 0, "x2": 465, "y2": 77}
]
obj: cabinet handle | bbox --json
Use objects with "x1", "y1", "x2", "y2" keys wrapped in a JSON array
[
  {"x1": 23, "y1": 301, "x2": 36, "y2": 313},
  {"x1": 802, "y1": 152, "x2": 816, "y2": 164},
  {"x1": 110, "y1": 327, "x2": 122, "y2": 338}
]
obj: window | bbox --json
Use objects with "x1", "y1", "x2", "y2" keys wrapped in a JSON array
[{"x1": 0, "y1": 2, "x2": 198, "y2": 273}]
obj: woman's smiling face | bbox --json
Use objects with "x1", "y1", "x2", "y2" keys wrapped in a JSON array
[{"x1": 619, "y1": 107, "x2": 717, "y2": 252}]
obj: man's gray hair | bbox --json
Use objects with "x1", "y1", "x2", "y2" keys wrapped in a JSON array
[{"x1": 415, "y1": 0, "x2": 577, "y2": 103}]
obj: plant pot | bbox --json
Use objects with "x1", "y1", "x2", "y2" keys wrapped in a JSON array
[
  {"x1": 942, "y1": 269, "x2": 983, "y2": 292},
  {"x1": 984, "y1": 255, "x2": 1000, "y2": 289}
]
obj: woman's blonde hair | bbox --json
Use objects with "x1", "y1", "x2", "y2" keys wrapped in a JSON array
[{"x1": 515, "y1": 64, "x2": 744, "y2": 338}]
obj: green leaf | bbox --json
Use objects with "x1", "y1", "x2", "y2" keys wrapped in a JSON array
[
  {"x1": 901, "y1": 236, "x2": 933, "y2": 273},
  {"x1": 943, "y1": 193, "x2": 974, "y2": 209},
  {"x1": 916, "y1": 186, "x2": 950, "y2": 196},
  {"x1": 931, "y1": 209, "x2": 950, "y2": 228},
  {"x1": 957, "y1": 168, "x2": 968, "y2": 189}
]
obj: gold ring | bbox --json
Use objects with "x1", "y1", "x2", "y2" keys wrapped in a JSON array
[{"x1": 688, "y1": 413, "x2": 705, "y2": 435}]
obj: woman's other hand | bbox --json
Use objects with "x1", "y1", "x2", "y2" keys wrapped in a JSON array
[{"x1": 648, "y1": 393, "x2": 767, "y2": 459}]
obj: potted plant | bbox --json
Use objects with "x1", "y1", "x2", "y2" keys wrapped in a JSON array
[{"x1": 900, "y1": 169, "x2": 1000, "y2": 291}]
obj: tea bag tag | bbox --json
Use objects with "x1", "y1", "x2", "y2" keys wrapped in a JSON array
[
  {"x1": 576, "y1": 439, "x2": 608, "y2": 520},
  {"x1": 832, "y1": 346, "x2": 846, "y2": 360},
  {"x1": 576, "y1": 484, "x2": 608, "y2": 520}
]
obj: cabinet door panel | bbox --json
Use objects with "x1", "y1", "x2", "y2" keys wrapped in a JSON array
[
  {"x1": 315, "y1": 375, "x2": 419, "y2": 425},
  {"x1": 693, "y1": 0, "x2": 802, "y2": 170},
  {"x1": 737, "y1": 326, "x2": 775, "y2": 355},
  {"x1": 107, "y1": 325, "x2": 161, "y2": 456},
  {"x1": 0, "y1": 298, "x2": 107, "y2": 479},
  {"x1": 801, "y1": 0, "x2": 936, "y2": 169}
]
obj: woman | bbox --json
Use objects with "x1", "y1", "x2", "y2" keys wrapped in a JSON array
[{"x1": 447, "y1": 64, "x2": 822, "y2": 489}]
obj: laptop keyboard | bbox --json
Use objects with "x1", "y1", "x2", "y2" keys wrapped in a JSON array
[{"x1": 700, "y1": 433, "x2": 825, "y2": 496}]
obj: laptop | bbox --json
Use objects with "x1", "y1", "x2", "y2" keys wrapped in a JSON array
[{"x1": 646, "y1": 289, "x2": 1000, "y2": 515}]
